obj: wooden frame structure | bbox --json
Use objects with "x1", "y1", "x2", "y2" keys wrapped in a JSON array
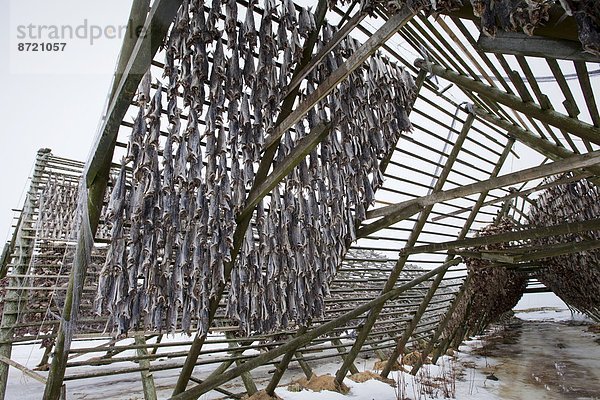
[{"x1": 1, "y1": 0, "x2": 598, "y2": 399}]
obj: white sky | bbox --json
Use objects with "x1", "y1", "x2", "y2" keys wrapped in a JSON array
[{"x1": 0, "y1": 0, "x2": 135, "y2": 239}]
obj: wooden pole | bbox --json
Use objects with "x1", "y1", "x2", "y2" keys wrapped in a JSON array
[
  {"x1": 225, "y1": 333, "x2": 257, "y2": 396},
  {"x1": 265, "y1": 327, "x2": 308, "y2": 396},
  {"x1": 360, "y1": 150, "x2": 600, "y2": 238},
  {"x1": 44, "y1": 2, "x2": 181, "y2": 399},
  {"x1": 135, "y1": 335, "x2": 158, "y2": 400},
  {"x1": 473, "y1": 107, "x2": 600, "y2": 179},
  {"x1": 335, "y1": 111, "x2": 476, "y2": 385},
  {"x1": 380, "y1": 261, "x2": 456, "y2": 377},
  {"x1": 404, "y1": 218, "x2": 600, "y2": 256},
  {"x1": 294, "y1": 351, "x2": 313, "y2": 379},
  {"x1": 263, "y1": 6, "x2": 416, "y2": 150},
  {"x1": 331, "y1": 339, "x2": 360, "y2": 375},
  {"x1": 414, "y1": 59, "x2": 600, "y2": 146},
  {"x1": 0, "y1": 149, "x2": 50, "y2": 400}
]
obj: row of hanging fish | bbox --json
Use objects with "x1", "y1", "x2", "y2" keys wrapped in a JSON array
[
  {"x1": 528, "y1": 174, "x2": 600, "y2": 320},
  {"x1": 36, "y1": 177, "x2": 81, "y2": 240},
  {"x1": 95, "y1": 0, "x2": 417, "y2": 335}
]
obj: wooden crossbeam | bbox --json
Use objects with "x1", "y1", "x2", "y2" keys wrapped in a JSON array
[
  {"x1": 473, "y1": 107, "x2": 600, "y2": 178},
  {"x1": 405, "y1": 218, "x2": 600, "y2": 255},
  {"x1": 414, "y1": 59, "x2": 600, "y2": 146},
  {"x1": 477, "y1": 31, "x2": 600, "y2": 62},
  {"x1": 360, "y1": 151, "x2": 600, "y2": 238}
]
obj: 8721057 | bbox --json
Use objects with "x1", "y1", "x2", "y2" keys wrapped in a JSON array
[{"x1": 17, "y1": 42, "x2": 67, "y2": 52}]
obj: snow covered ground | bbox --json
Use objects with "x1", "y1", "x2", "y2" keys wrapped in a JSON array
[{"x1": 5, "y1": 302, "x2": 599, "y2": 399}]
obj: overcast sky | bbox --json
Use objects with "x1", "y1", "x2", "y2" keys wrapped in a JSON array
[{"x1": 0, "y1": 0, "x2": 136, "y2": 240}]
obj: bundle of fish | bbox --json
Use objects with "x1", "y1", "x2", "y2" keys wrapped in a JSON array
[
  {"x1": 444, "y1": 217, "x2": 527, "y2": 337},
  {"x1": 36, "y1": 176, "x2": 81, "y2": 241},
  {"x1": 528, "y1": 174, "x2": 600, "y2": 320},
  {"x1": 95, "y1": 0, "x2": 417, "y2": 336}
]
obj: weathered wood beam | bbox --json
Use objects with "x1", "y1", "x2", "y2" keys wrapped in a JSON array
[
  {"x1": 452, "y1": 250, "x2": 517, "y2": 263},
  {"x1": 405, "y1": 218, "x2": 600, "y2": 256},
  {"x1": 263, "y1": 6, "x2": 416, "y2": 150},
  {"x1": 228, "y1": 337, "x2": 258, "y2": 397},
  {"x1": 473, "y1": 107, "x2": 600, "y2": 179},
  {"x1": 414, "y1": 59, "x2": 600, "y2": 146},
  {"x1": 515, "y1": 239, "x2": 600, "y2": 262},
  {"x1": 86, "y1": 0, "x2": 181, "y2": 186},
  {"x1": 335, "y1": 112, "x2": 476, "y2": 384},
  {"x1": 265, "y1": 327, "x2": 308, "y2": 396},
  {"x1": 0, "y1": 355, "x2": 47, "y2": 385},
  {"x1": 44, "y1": 2, "x2": 182, "y2": 399},
  {"x1": 284, "y1": 11, "x2": 367, "y2": 97},
  {"x1": 410, "y1": 273, "x2": 472, "y2": 375},
  {"x1": 170, "y1": 264, "x2": 450, "y2": 400},
  {"x1": 432, "y1": 170, "x2": 591, "y2": 223},
  {"x1": 135, "y1": 335, "x2": 158, "y2": 400},
  {"x1": 239, "y1": 122, "x2": 331, "y2": 221},
  {"x1": 331, "y1": 339, "x2": 359, "y2": 375},
  {"x1": 360, "y1": 150, "x2": 600, "y2": 237},
  {"x1": 477, "y1": 31, "x2": 600, "y2": 62}
]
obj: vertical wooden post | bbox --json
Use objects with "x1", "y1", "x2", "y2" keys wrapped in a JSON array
[
  {"x1": 335, "y1": 111, "x2": 476, "y2": 385},
  {"x1": 0, "y1": 148, "x2": 51, "y2": 400},
  {"x1": 135, "y1": 335, "x2": 158, "y2": 400}
]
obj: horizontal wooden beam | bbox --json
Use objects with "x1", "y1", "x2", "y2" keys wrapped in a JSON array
[
  {"x1": 517, "y1": 238, "x2": 600, "y2": 262},
  {"x1": 406, "y1": 218, "x2": 600, "y2": 255},
  {"x1": 415, "y1": 59, "x2": 600, "y2": 146},
  {"x1": 473, "y1": 107, "x2": 600, "y2": 186},
  {"x1": 359, "y1": 151, "x2": 600, "y2": 237},
  {"x1": 477, "y1": 31, "x2": 600, "y2": 62}
]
